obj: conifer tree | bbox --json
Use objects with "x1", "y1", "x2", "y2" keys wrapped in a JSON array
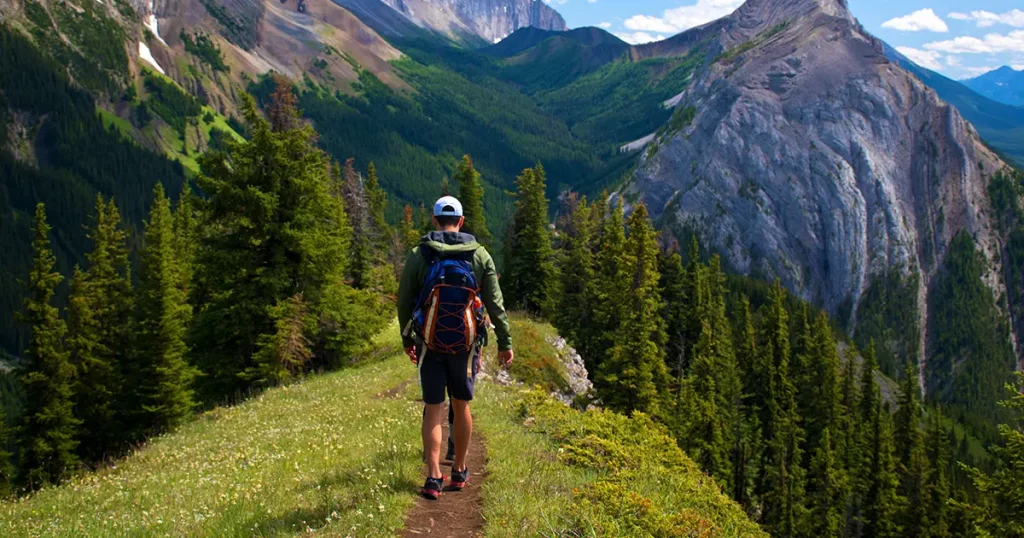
[
  {"x1": 732, "y1": 296, "x2": 763, "y2": 511},
  {"x1": 838, "y1": 349, "x2": 860, "y2": 473},
  {"x1": 658, "y1": 246, "x2": 687, "y2": 380},
  {"x1": 136, "y1": 184, "x2": 198, "y2": 432},
  {"x1": 756, "y1": 281, "x2": 808, "y2": 537},
  {"x1": 552, "y1": 196, "x2": 595, "y2": 358},
  {"x1": 191, "y1": 90, "x2": 352, "y2": 398},
  {"x1": 807, "y1": 428, "x2": 847, "y2": 537},
  {"x1": 400, "y1": 205, "x2": 420, "y2": 253},
  {"x1": 589, "y1": 201, "x2": 626, "y2": 371},
  {"x1": 923, "y1": 414, "x2": 952, "y2": 538},
  {"x1": 959, "y1": 372, "x2": 1024, "y2": 537},
  {"x1": 17, "y1": 204, "x2": 80, "y2": 488},
  {"x1": 364, "y1": 162, "x2": 392, "y2": 257},
  {"x1": 342, "y1": 158, "x2": 371, "y2": 289},
  {"x1": 503, "y1": 165, "x2": 555, "y2": 314},
  {"x1": 681, "y1": 236, "x2": 704, "y2": 373},
  {"x1": 895, "y1": 366, "x2": 929, "y2": 538},
  {"x1": 174, "y1": 182, "x2": 198, "y2": 294},
  {"x1": 417, "y1": 204, "x2": 432, "y2": 236},
  {"x1": 247, "y1": 293, "x2": 313, "y2": 385},
  {"x1": 0, "y1": 407, "x2": 12, "y2": 496},
  {"x1": 453, "y1": 155, "x2": 492, "y2": 248},
  {"x1": 66, "y1": 196, "x2": 132, "y2": 459},
  {"x1": 806, "y1": 312, "x2": 841, "y2": 459},
  {"x1": 864, "y1": 403, "x2": 901, "y2": 538},
  {"x1": 597, "y1": 203, "x2": 669, "y2": 416}
]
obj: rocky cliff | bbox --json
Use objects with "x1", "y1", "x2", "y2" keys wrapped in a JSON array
[
  {"x1": 378, "y1": 0, "x2": 566, "y2": 43},
  {"x1": 625, "y1": 0, "x2": 1019, "y2": 370}
]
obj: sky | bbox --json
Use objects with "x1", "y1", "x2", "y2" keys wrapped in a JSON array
[{"x1": 541, "y1": 0, "x2": 1024, "y2": 80}]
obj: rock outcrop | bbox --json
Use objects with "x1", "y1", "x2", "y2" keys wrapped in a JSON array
[
  {"x1": 625, "y1": 0, "x2": 1018, "y2": 367},
  {"x1": 377, "y1": 0, "x2": 566, "y2": 43}
]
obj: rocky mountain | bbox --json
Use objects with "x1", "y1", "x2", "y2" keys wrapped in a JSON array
[
  {"x1": 624, "y1": 0, "x2": 1021, "y2": 382},
  {"x1": 963, "y1": 66, "x2": 1024, "y2": 107},
  {"x1": 376, "y1": 0, "x2": 565, "y2": 44},
  {"x1": 885, "y1": 48, "x2": 1024, "y2": 166}
]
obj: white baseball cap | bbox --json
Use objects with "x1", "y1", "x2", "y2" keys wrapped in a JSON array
[{"x1": 433, "y1": 196, "x2": 463, "y2": 217}]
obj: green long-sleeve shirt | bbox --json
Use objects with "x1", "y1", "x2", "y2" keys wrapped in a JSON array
[{"x1": 397, "y1": 231, "x2": 513, "y2": 351}]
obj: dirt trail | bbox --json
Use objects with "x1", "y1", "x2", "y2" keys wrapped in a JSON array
[{"x1": 399, "y1": 411, "x2": 488, "y2": 537}]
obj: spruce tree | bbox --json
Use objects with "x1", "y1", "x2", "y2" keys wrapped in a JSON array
[
  {"x1": 864, "y1": 403, "x2": 901, "y2": 538},
  {"x1": 756, "y1": 281, "x2": 808, "y2": 537},
  {"x1": 342, "y1": 158, "x2": 371, "y2": 289},
  {"x1": 806, "y1": 311, "x2": 841, "y2": 460},
  {"x1": 658, "y1": 246, "x2": 687, "y2": 381},
  {"x1": 923, "y1": 414, "x2": 952, "y2": 538},
  {"x1": 400, "y1": 205, "x2": 420, "y2": 253},
  {"x1": 589, "y1": 201, "x2": 626, "y2": 371},
  {"x1": 174, "y1": 182, "x2": 198, "y2": 295},
  {"x1": 681, "y1": 236, "x2": 704, "y2": 373},
  {"x1": 503, "y1": 165, "x2": 555, "y2": 314},
  {"x1": 895, "y1": 366, "x2": 929, "y2": 538},
  {"x1": 364, "y1": 162, "x2": 392, "y2": 258},
  {"x1": 247, "y1": 293, "x2": 313, "y2": 385},
  {"x1": 959, "y1": 372, "x2": 1024, "y2": 536},
  {"x1": 453, "y1": 155, "x2": 492, "y2": 248},
  {"x1": 136, "y1": 184, "x2": 198, "y2": 432},
  {"x1": 66, "y1": 196, "x2": 132, "y2": 459},
  {"x1": 807, "y1": 428, "x2": 847, "y2": 537},
  {"x1": 17, "y1": 204, "x2": 80, "y2": 489},
  {"x1": 191, "y1": 91, "x2": 352, "y2": 398},
  {"x1": 732, "y1": 296, "x2": 763, "y2": 512},
  {"x1": 552, "y1": 196, "x2": 595, "y2": 358},
  {"x1": 596, "y1": 203, "x2": 669, "y2": 416}
]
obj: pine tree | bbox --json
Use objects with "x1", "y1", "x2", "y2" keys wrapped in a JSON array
[
  {"x1": 895, "y1": 366, "x2": 929, "y2": 538},
  {"x1": 17, "y1": 204, "x2": 80, "y2": 489},
  {"x1": 681, "y1": 236, "x2": 704, "y2": 373},
  {"x1": 66, "y1": 196, "x2": 132, "y2": 459},
  {"x1": 596, "y1": 203, "x2": 669, "y2": 416},
  {"x1": 807, "y1": 428, "x2": 847, "y2": 538},
  {"x1": 174, "y1": 182, "x2": 198, "y2": 295},
  {"x1": 503, "y1": 165, "x2": 555, "y2": 314},
  {"x1": 732, "y1": 296, "x2": 763, "y2": 512},
  {"x1": 453, "y1": 155, "x2": 492, "y2": 248},
  {"x1": 400, "y1": 205, "x2": 421, "y2": 253},
  {"x1": 552, "y1": 196, "x2": 595, "y2": 358},
  {"x1": 417, "y1": 204, "x2": 433, "y2": 236},
  {"x1": 658, "y1": 246, "x2": 687, "y2": 381},
  {"x1": 959, "y1": 372, "x2": 1024, "y2": 537},
  {"x1": 191, "y1": 91, "x2": 352, "y2": 399},
  {"x1": 806, "y1": 312, "x2": 841, "y2": 460},
  {"x1": 136, "y1": 184, "x2": 198, "y2": 433}
]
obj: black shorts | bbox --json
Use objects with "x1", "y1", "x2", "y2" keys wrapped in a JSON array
[{"x1": 418, "y1": 347, "x2": 481, "y2": 405}]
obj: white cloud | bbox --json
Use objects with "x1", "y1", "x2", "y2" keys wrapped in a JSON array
[
  {"x1": 923, "y1": 30, "x2": 1024, "y2": 54},
  {"x1": 896, "y1": 46, "x2": 944, "y2": 70},
  {"x1": 598, "y1": 22, "x2": 612, "y2": 29},
  {"x1": 615, "y1": 31, "x2": 668, "y2": 45},
  {"x1": 881, "y1": 9, "x2": 948, "y2": 33},
  {"x1": 623, "y1": 0, "x2": 743, "y2": 37},
  {"x1": 949, "y1": 10, "x2": 1024, "y2": 29}
]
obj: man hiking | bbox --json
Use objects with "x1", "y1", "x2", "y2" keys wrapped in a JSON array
[{"x1": 398, "y1": 196, "x2": 514, "y2": 501}]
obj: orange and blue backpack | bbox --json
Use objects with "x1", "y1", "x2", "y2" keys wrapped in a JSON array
[{"x1": 411, "y1": 250, "x2": 486, "y2": 355}]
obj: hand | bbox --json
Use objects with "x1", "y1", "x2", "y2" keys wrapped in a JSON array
[
  {"x1": 406, "y1": 346, "x2": 418, "y2": 365},
  {"x1": 498, "y1": 349, "x2": 514, "y2": 368}
]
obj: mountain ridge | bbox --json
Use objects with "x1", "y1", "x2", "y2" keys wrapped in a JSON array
[{"x1": 962, "y1": 65, "x2": 1024, "y2": 108}]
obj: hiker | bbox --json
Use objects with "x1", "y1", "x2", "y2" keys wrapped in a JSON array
[{"x1": 398, "y1": 196, "x2": 514, "y2": 501}]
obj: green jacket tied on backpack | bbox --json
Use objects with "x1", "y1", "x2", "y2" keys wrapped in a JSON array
[{"x1": 398, "y1": 231, "x2": 513, "y2": 352}]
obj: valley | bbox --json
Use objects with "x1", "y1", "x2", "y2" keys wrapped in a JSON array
[{"x1": 0, "y1": 0, "x2": 1023, "y2": 535}]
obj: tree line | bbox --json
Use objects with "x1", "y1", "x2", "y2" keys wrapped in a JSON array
[
  {"x1": 498, "y1": 167, "x2": 1024, "y2": 537},
  {"x1": 0, "y1": 80, "x2": 396, "y2": 493}
]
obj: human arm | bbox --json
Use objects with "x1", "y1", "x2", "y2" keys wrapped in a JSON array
[
  {"x1": 397, "y1": 248, "x2": 423, "y2": 350},
  {"x1": 474, "y1": 248, "x2": 513, "y2": 352}
]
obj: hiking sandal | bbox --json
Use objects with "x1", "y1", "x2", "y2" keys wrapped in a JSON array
[
  {"x1": 448, "y1": 467, "x2": 469, "y2": 491},
  {"x1": 421, "y1": 476, "x2": 445, "y2": 500}
]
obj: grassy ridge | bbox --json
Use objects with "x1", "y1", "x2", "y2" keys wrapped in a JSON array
[{"x1": 0, "y1": 331, "x2": 423, "y2": 537}]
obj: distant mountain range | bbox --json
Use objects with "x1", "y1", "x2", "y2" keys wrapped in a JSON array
[
  {"x1": 884, "y1": 46, "x2": 1024, "y2": 166},
  {"x1": 962, "y1": 66, "x2": 1024, "y2": 107}
]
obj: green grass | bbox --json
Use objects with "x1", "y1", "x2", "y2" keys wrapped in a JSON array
[
  {"x1": 477, "y1": 316, "x2": 765, "y2": 537},
  {"x1": 0, "y1": 337, "x2": 424, "y2": 536},
  {"x1": 506, "y1": 313, "x2": 569, "y2": 393},
  {"x1": 97, "y1": 108, "x2": 133, "y2": 138}
]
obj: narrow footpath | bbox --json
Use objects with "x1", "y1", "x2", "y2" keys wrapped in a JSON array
[{"x1": 397, "y1": 399, "x2": 488, "y2": 537}]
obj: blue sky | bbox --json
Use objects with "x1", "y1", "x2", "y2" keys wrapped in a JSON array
[{"x1": 542, "y1": 0, "x2": 1024, "y2": 80}]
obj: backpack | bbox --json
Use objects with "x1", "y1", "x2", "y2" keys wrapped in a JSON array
[{"x1": 412, "y1": 250, "x2": 486, "y2": 355}]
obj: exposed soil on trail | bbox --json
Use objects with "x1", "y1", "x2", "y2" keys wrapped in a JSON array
[
  {"x1": 376, "y1": 378, "x2": 414, "y2": 399},
  {"x1": 399, "y1": 419, "x2": 487, "y2": 537}
]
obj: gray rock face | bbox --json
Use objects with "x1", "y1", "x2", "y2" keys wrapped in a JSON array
[
  {"x1": 627, "y1": 0, "x2": 1017, "y2": 366},
  {"x1": 378, "y1": 0, "x2": 566, "y2": 43}
]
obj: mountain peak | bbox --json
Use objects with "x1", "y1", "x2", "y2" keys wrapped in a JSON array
[{"x1": 376, "y1": 0, "x2": 567, "y2": 44}]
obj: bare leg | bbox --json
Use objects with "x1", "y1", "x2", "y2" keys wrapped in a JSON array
[
  {"x1": 422, "y1": 403, "x2": 445, "y2": 479},
  {"x1": 451, "y1": 398, "x2": 473, "y2": 472}
]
